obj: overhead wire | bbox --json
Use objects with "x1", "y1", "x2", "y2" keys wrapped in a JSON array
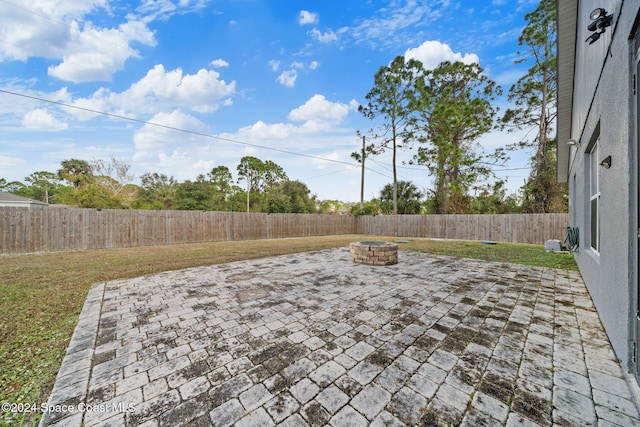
[{"x1": 0, "y1": 88, "x2": 373, "y2": 170}]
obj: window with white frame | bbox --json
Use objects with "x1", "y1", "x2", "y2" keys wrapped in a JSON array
[{"x1": 589, "y1": 141, "x2": 600, "y2": 252}]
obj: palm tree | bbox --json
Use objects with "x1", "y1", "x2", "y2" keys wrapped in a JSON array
[
  {"x1": 380, "y1": 180, "x2": 424, "y2": 214},
  {"x1": 57, "y1": 159, "x2": 93, "y2": 189}
]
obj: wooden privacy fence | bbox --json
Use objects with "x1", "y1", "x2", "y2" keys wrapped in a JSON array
[
  {"x1": 357, "y1": 213, "x2": 568, "y2": 245},
  {"x1": 0, "y1": 206, "x2": 568, "y2": 254}
]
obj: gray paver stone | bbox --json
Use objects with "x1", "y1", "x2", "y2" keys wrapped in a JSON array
[
  {"x1": 179, "y1": 376, "x2": 211, "y2": 400},
  {"x1": 301, "y1": 400, "x2": 331, "y2": 426},
  {"x1": 349, "y1": 361, "x2": 383, "y2": 386},
  {"x1": 329, "y1": 405, "x2": 369, "y2": 427},
  {"x1": 147, "y1": 356, "x2": 191, "y2": 382},
  {"x1": 350, "y1": 384, "x2": 392, "y2": 420},
  {"x1": 239, "y1": 383, "x2": 273, "y2": 412},
  {"x1": 315, "y1": 385, "x2": 349, "y2": 414},
  {"x1": 283, "y1": 358, "x2": 316, "y2": 382},
  {"x1": 209, "y1": 374, "x2": 253, "y2": 407},
  {"x1": 279, "y1": 413, "x2": 310, "y2": 427},
  {"x1": 309, "y1": 361, "x2": 346, "y2": 387},
  {"x1": 596, "y1": 403, "x2": 640, "y2": 426},
  {"x1": 370, "y1": 410, "x2": 406, "y2": 427},
  {"x1": 345, "y1": 342, "x2": 375, "y2": 361},
  {"x1": 552, "y1": 386, "x2": 597, "y2": 424},
  {"x1": 386, "y1": 387, "x2": 428, "y2": 426},
  {"x1": 264, "y1": 392, "x2": 300, "y2": 423},
  {"x1": 375, "y1": 365, "x2": 410, "y2": 393},
  {"x1": 235, "y1": 407, "x2": 275, "y2": 427},
  {"x1": 471, "y1": 391, "x2": 509, "y2": 423},
  {"x1": 157, "y1": 397, "x2": 210, "y2": 427},
  {"x1": 290, "y1": 378, "x2": 320, "y2": 404},
  {"x1": 209, "y1": 399, "x2": 245, "y2": 427},
  {"x1": 554, "y1": 369, "x2": 591, "y2": 396},
  {"x1": 408, "y1": 373, "x2": 438, "y2": 399}
]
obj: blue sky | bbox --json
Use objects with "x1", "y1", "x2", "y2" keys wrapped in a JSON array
[{"x1": 0, "y1": 0, "x2": 540, "y2": 202}]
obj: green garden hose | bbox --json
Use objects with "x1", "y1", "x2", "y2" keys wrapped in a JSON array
[{"x1": 564, "y1": 227, "x2": 579, "y2": 253}]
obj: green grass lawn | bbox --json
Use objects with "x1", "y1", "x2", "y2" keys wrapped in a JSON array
[{"x1": 0, "y1": 236, "x2": 577, "y2": 426}]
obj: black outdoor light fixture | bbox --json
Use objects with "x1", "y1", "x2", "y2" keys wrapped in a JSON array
[
  {"x1": 586, "y1": 7, "x2": 613, "y2": 45},
  {"x1": 600, "y1": 155, "x2": 612, "y2": 169}
]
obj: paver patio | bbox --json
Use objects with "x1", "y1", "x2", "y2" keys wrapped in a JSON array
[{"x1": 39, "y1": 247, "x2": 640, "y2": 426}]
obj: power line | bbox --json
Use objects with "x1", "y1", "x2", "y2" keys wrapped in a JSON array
[{"x1": 0, "y1": 88, "x2": 365, "y2": 170}]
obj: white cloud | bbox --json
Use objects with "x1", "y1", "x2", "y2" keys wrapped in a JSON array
[
  {"x1": 135, "y1": 0, "x2": 210, "y2": 22},
  {"x1": 404, "y1": 40, "x2": 479, "y2": 70},
  {"x1": 311, "y1": 150, "x2": 354, "y2": 170},
  {"x1": 0, "y1": 0, "x2": 237, "y2": 83},
  {"x1": 48, "y1": 20, "x2": 156, "y2": 83},
  {"x1": 288, "y1": 94, "x2": 349, "y2": 126},
  {"x1": 133, "y1": 109, "x2": 208, "y2": 164},
  {"x1": 0, "y1": 0, "x2": 111, "y2": 60},
  {"x1": 0, "y1": 1, "x2": 156, "y2": 83},
  {"x1": 276, "y1": 70, "x2": 297, "y2": 88},
  {"x1": 291, "y1": 61, "x2": 304, "y2": 69},
  {"x1": 308, "y1": 28, "x2": 338, "y2": 43},
  {"x1": 235, "y1": 120, "x2": 297, "y2": 140},
  {"x1": 22, "y1": 109, "x2": 69, "y2": 131},
  {"x1": 492, "y1": 68, "x2": 526, "y2": 86},
  {"x1": 210, "y1": 58, "x2": 229, "y2": 68},
  {"x1": 309, "y1": 61, "x2": 320, "y2": 70},
  {"x1": 71, "y1": 64, "x2": 236, "y2": 118},
  {"x1": 222, "y1": 95, "x2": 353, "y2": 148},
  {"x1": 0, "y1": 155, "x2": 27, "y2": 169},
  {"x1": 269, "y1": 59, "x2": 280, "y2": 72},
  {"x1": 347, "y1": 0, "x2": 450, "y2": 49},
  {"x1": 298, "y1": 10, "x2": 318, "y2": 25}
]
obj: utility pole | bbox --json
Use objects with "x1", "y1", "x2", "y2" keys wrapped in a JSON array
[
  {"x1": 352, "y1": 132, "x2": 377, "y2": 210},
  {"x1": 359, "y1": 135, "x2": 366, "y2": 209},
  {"x1": 246, "y1": 179, "x2": 250, "y2": 213}
]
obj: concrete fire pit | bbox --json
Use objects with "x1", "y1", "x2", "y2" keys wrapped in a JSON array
[{"x1": 350, "y1": 241, "x2": 398, "y2": 266}]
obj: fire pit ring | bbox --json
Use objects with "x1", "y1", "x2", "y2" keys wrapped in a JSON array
[{"x1": 349, "y1": 241, "x2": 398, "y2": 266}]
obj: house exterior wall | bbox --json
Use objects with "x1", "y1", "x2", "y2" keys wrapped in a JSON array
[{"x1": 566, "y1": 0, "x2": 637, "y2": 370}]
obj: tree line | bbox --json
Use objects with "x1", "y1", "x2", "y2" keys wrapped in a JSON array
[
  {"x1": 1, "y1": 155, "x2": 522, "y2": 214},
  {"x1": 0, "y1": 157, "x2": 330, "y2": 213},
  {"x1": 354, "y1": 0, "x2": 566, "y2": 215}
]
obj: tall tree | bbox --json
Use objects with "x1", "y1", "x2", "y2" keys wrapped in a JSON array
[
  {"x1": 500, "y1": 0, "x2": 564, "y2": 212},
  {"x1": 136, "y1": 172, "x2": 177, "y2": 209},
  {"x1": 92, "y1": 157, "x2": 134, "y2": 196},
  {"x1": 521, "y1": 138, "x2": 567, "y2": 212},
  {"x1": 208, "y1": 166, "x2": 233, "y2": 193},
  {"x1": 414, "y1": 61, "x2": 502, "y2": 214},
  {"x1": 57, "y1": 159, "x2": 93, "y2": 189},
  {"x1": 264, "y1": 180, "x2": 317, "y2": 213},
  {"x1": 23, "y1": 171, "x2": 62, "y2": 203},
  {"x1": 379, "y1": 180, "x2": 424, "y2": 214},
  {"x1": 236, "y1": 156, "x2": 287, "y2": 212},
  {"x1": 208, "y1": 166, "x2": 234, "y2": 210},
  {"x1": 175, "y1": 175, "x2": 216, "y2": 210},
  {"x1": 359, "y1": 56, "x2": 423, "y2": 215},
  {"x1": 472, "y1": 180, "x2": 522, "y2": 214}
]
